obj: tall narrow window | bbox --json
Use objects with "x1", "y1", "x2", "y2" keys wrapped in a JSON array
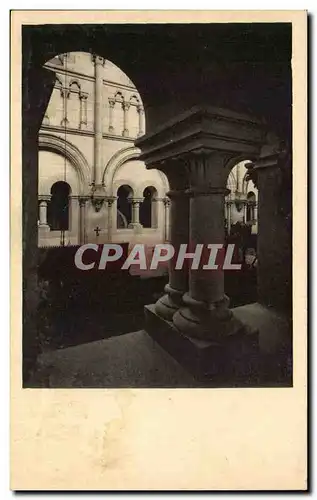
[
  {"x1": 140, "y1": 186, "x2": 158, "y2": 228},
  {"x1": 117, "y1": 185, "x2": 133, "y2": 228},
  {"x1": 47, "y1": 181, "x2": 71, "y2": 230},
  {"x1": 246, "y1": 192, "x2": 256, "y2": 223}
]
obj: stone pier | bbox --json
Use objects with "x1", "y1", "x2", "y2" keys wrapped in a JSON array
[{"x1": 135, "y1": 105, "x2": 266, "y2": 381}]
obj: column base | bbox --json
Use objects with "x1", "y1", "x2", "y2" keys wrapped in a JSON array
[
  {"x1": 38, "y1": 223, "x2": 50, "y2": 232},
  {"x1": 144, "y1": 304, "x2": 259, "y2": 383},
  {"x1": 173, "y1": 293, "x2": 244, "y2": 341},
  {"x1": 154, "y1": 284, "x2": 184, "y2": 321},
  {"x1": 128, "y1": 222, "x2": 143, "y2": 232}
]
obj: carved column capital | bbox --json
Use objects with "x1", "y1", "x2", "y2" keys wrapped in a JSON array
[
  {"x1": 78, "y1": 196, "x2": 89, "y2": 207},
  {"x1": 184, "y1": 150, "x2": 235, "y2": 191},
  {"x1": 122, "y1": 101, "x2": 130, "y2": 111},
  {"x1": 92, "y1": 54, "x2": 105, "y2": 66},
  {"x1": 106, "y1": 196, "x2": 117, "y2": 207},
  {"x1": 108, "y1": 98, "x2": 116, "y2": 108},
  {"x1": 60, "y1": 87, "x2": 70, "y2": 99},
  {"x1": 38, "y1": 195, "x2": 51, "y2": 202},
  {"x1": 129, "y1": 197, "x2": 144, "y2": 206}
]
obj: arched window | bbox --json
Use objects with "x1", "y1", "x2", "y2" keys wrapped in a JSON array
[
  {"x1": 117, "y1": 185, "x2": 133, "y2": 228},
  {"x1": 246, "y1": 192, "x2": 256, "y2": 223},
  {"x1": 140, "y1": 186, "x2": 158, "y2": 228},
  {"x1": 47, "y1": 181, "x2": 71, "y2": 230}
]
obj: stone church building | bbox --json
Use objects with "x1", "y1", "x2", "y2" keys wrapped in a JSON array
[{"x1": 37, "y1": 51, "x2": 257, "y2": 248}]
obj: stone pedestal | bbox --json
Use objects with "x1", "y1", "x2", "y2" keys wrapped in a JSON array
[{"x1": 145, "y1": 304, "x2": 259, "y2": 383}]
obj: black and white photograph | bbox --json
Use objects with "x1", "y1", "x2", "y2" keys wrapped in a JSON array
[
  {"x1": 20, "y1": 19, "x2": 295, "y2": 389},
  {"x1": 10, "y1": 9, "x2": 307, "y2": 492}
]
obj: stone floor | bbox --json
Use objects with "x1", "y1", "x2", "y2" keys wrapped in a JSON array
[
  {"x1": 29, "y1": 302, "x2": 292, "y2": 388},
  {"x1": 30, "y1": 330, "x2": 197, "y2": 388}
]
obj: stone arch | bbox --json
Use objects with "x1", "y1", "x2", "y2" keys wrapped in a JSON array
[
  {"x1": 102, "y1": 146, "x2": 141, "y2": 194},
  {"x1": 114, "y1": 91, "x2": 124, "y2": 102},
  {"x1": 103, "y1": 147, "x2": 170, "y2": 197},
  {"x1": 112, "y1": 178, "x2": 137, "y2": 198},
  {"x1": 226, "y1": 170, "x2": 236, "y2": 198},
  {"x1": 224, "y1": 154, "x2": 258, "y2": 185},
  {"x1": 69, "y1": 78, "x2": 81, "y2": 90},
  {"x1": 136, "y1": 180, "x2": 159, "y2": 199},
  {"x1": 38, "y1": 132, "x2": 90, "y2": 195},
  {"x1": 130, "y1": 94, "x2": 140, "y2": 105},
  {"x1": 137, "y1": 171, "x2": 169, "y2": 199}
]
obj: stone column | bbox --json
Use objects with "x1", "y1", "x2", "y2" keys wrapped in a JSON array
[
  {"x1": 128, "y1": 197, "x2": 143, "y2": 229},
  {"x1": 106, "y1": 196, "x2": 117, "y2": 242},
  {"x1": 254, "y1": 202, "x2": 258, "y2": 223},
  {"x1": 22, "y1": 65, "x2": 56, "y2": 383},
  {"x1": 251, "y1": 139, "x2": 292, "y2": 311},
  {"x1": 163, "y1": 197, "x2": 171, "y2": 242},
  {"x1": 92, "y1": 54, "x2": 105, "y2": 186},
  {"x1": 60, "y1": 87, "x2": 70, "y2": 126},
  {"x1": 173, "y1": 152, "x2": 242, "y2": 340},
  {"x1": 78, "y1": 197, "x2": 87, "y2": 245},
  {"x1": 154, "y1": 166, "x2": 190, "y2": 321},
  {"x1": 91, "y1": 54, "x2": 106, "y2": 212},
  {"x1": 79, "y1": 92, "x2": 88, "y2": 129},
  {"x1": 108, "y1": 98, "x2": 115, "y2": 133},
  {"x1": 38, "y1": 196, "x2": 50, "y2": 228},
  {"x1": 137, "y1": 104, "x2": 145, "y2": 137},
  {"x1": 122, "y1": 102, "x2": 130, "y2": 137},
  {"x1": 243, "y1": 201, "x2": 248, "y2": 223}
]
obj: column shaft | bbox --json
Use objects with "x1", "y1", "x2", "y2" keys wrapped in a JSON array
[
  {"x1": 122, "y1": 102, "x2": 130, "y2": 137},
  {"x1": 106, "y1": 197, "x2": 116, "y2": 242},
  {"x1": 93, "y1": 55, "x2": 104, "y2": 185},
  {"x1": 132, "y1": 201, "x2": 140, "y2": 224},
  {"x1": 79, "y1": 198, "x2": 87, "y2": 244},
  {"x1": 108, "y1": 99, "x2": 115, "y2": 133},
  {"x1": 189, "y1": 190, "x2": 226, "y2": 304},
  {"x1": 128, "y1": 198, "x2": 143, "y2": 229},
  {"x1": 163, "y1": 197, "x2": 171, "y2": 242},
  {"x1": 137, "y1": 105, "x2": 144, "y2": 137},
  {"x1": 173, "y1": 153, "x2": 241, "y2": 340},
  {"x1": 39, "y1": 201, "x2": 48, "y2": 225},
  {"x1": 154, "y1": 166, "x2": 190, "y2": 321}
]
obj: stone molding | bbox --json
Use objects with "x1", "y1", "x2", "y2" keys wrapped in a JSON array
[
  {"x1": 135, "y1": 105, "x2": 265, "y2": 168},
  {"x1": 129, "y1": 197, "x2": 144, "y2": 205},
  {"x1": 40, "y1": 124, "x2": 137, "y2": 143},
  {"x1": 186, "y1": 186, "x2": 230, "y2": 197},
  {"x1": 38, "y1": 195, "x2": 51, "y2": 202}
]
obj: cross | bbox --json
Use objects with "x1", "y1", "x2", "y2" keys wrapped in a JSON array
[{"x1": 94, "y1": 226, "x2": 101, "y2": 237}]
